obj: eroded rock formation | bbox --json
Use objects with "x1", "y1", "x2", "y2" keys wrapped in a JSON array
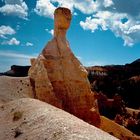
[{"x1": 29, "y1": 7, "x2": 100, "y2": 127}]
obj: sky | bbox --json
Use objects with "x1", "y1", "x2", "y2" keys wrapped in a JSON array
[{"x1": 0, "y1": 0, "x2": 140, "y2": 72}]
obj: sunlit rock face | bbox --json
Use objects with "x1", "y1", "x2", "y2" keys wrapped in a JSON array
[
  {"x1": 0, "y1": 76, "x2": 33, "y2": 104},
  {"x1": 29, "y1": 7, "x2": 100, "y2": 127},
  {"x1": 0, "y1": 98, "x2": 117, "y2": 140}
]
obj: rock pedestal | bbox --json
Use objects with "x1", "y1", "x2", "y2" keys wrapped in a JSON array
[{"x1": 29, "y1": 7, "x2": 100, "y2": 127}]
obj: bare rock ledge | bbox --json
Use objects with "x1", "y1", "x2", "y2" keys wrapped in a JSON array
[{"x1": 0, "y1": 98, "x2": 117, "y2": 140}]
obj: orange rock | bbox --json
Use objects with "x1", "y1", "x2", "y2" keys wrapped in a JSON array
[
  {"x1": 29, "y1": 7, "x2": 100, "y2": 127},
  {"x1": 29, "y1": 58, "x2": 62, "y2": 108}
]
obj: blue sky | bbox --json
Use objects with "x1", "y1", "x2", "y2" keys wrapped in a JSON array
[{"x1": 0, "y1": 0, "x2": 140, "y2": 72}]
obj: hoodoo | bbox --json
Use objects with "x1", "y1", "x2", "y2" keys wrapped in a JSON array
[{"x1": 29, "y1": 7, "x2": 100, "y2": 127}]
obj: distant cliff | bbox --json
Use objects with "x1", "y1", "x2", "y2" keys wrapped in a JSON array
[
  {"x1": 1, "y1": 59, "x2": 140, "y2": 109},
  {"x1": 0, "y1": 65, "x2": 30, "y2": 77},
  {"x1": 86, "y1": 59, "x2": 140, "y2": 109}
]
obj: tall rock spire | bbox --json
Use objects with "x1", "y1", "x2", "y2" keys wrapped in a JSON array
[{"x1": 29, "y1": 7, "x2": 100, "y2": 127}]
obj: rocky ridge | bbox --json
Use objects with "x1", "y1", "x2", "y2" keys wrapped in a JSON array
[{"x1": 0, "y1": 98, "x2": 117, "y2": 140}]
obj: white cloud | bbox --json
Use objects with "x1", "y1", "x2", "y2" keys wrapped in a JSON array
[
  {"x1": 49, "y1": 29, "x2": 54, "y2": 36},
  {"x1": 35, "y1": 0, "x2": 56, "y2": 18},
  {"x1": 16, "y1": 24, "x2": 20, "y2": 30},
  {"x1": 0, "y1": 1, "x2": 139, "y2": 47},
  {"x1": 73, "y1": 12, "x2": 78, "y2": 16},
  {"x1": 34, "y1": 0, "x2": 98, "y2": 18},
  {"x1": 0, "y1": 25, "x2": 15, "y2": 38},
  {"x1": 83, "y1": 60, "x2": 106, "y2": 66},
  {"x1": 73, "y1": 0, "x2": 98, "y2": 14},
  {"x1": 80, "y1": 9, "x2": 140, "y2": 46},
  {"x1": 126, "y1": 25, "x2": 140, "y2": 34},
  {"x1": 26, "y1": 42, "x2": 33, "y2": 46},
  {"x1": 0, "y1": 50, "x2": 38, "y2": 72},
  {"x1": 76, "y1": 56, "x2": 82, "y2": 61},
  {"x1": 123, "y1": 36, "x2": 134, "y2": 46},
  {"x1": 34, "y1": 0, "x2": 140, "y2": 46},
  {"x1": 80, "y1": 16, "x2": 103, "y2": 32},
  {"x1": 0, "y1": 50, "x2": 37, "y2": 59},
  {"x1": 0, "y1": 0, "x2": 28, "y2": 19},
  {"x1": 2, "y1": 37, "x2": 20, "y2": 45},
  {"x1": 103, "y1": 0, "x2": 114, "y2": 8},
  {"x1": 45, "y1": 29, "x2": 54, "y2": 36},
  {"x1": 8, "y1": 37, "x2": 20, "y2": 45}
]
